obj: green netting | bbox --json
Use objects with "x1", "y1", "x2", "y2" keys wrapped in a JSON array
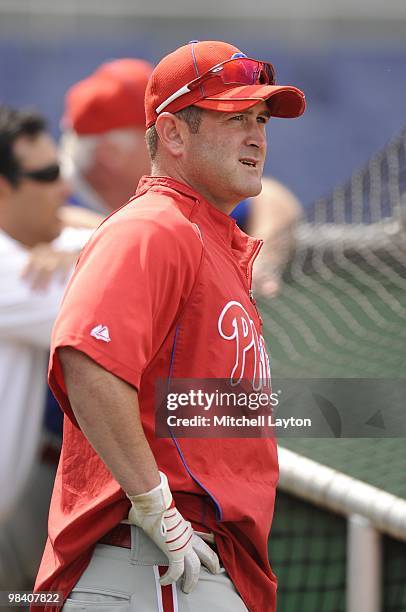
[
  {"x1": 269, "y1": 493, "x2": 406, "y2": 612},
  {"x1": 269, "y1": 492, "x2": 346, "y2": 612},
  {"x1": 259, "y1": 128, "x2": 406, "y2": 380},
  {"x1": 258, "y1": 252, "x2": 406, "y2": 379},
  {"x1": 384, "y1": 536, "x2": 406, "y2": 611},
  {"x1": 261, "y1": 129, "x2": 406, "y2": 610}
]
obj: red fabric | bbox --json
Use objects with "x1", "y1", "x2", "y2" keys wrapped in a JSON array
[
  {"x1": 175, "y1": 492, "x2": 277, "y2": 612},
  {"x1": 195, "y1": 84, "x2": 305, "y2": 118},
  {"x1": 33, "y1": 176, "x2": 278, "y2": 612},
  {"x1": 64, "y1": 58, "x2": 153, "y2": 134},
  {"x1": 145, "y1": 40, "x2": 305, "y2": 127},
  {"x1": 99, "y1": 523, "x2": 131, "y2": 548}
]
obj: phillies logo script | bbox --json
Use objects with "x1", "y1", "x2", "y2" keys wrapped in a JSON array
[{"x1": 218, "y1": 301, "x2": 271, "y2": 390}]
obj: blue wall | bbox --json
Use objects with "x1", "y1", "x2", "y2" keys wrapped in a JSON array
[{"x1": 1, "y1": 29, "x2": 405, "y2": 207}]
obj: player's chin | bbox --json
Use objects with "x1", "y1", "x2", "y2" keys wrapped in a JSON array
[{"x1": 240, "y1": 177, "x2": 263, "y2": 199}]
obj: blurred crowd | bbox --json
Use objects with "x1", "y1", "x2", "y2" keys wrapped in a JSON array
[{"x1": 0, "y1": 55, "x2": 302, "y2": 592}]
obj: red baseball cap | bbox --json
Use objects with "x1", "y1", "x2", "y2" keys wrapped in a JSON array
[
  {"x1": 63, "y1": 58, "x2": 153, "y2": 135},
  {"x1": 145, "y1": 41, "x2": 305, "y2": 128}
]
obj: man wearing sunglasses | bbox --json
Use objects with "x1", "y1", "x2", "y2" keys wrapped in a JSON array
[
  {"x1": 0, "y1": 105, "x2": 101, "y2": 588},
  {"x1": 34, "y1": 41, "x2": 305, "y2": 612}
]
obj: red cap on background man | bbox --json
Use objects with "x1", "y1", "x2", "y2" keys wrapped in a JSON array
[
  {"x1": 145, "y1": 40, "x2": 306, "y2": 129},
  {"x1": 63, "y1": 58, "x2": 153, "y2": 135}
]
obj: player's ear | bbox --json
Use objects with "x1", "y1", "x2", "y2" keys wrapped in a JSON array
[{"x1": 155, "y1": 113, "x2": 185, "y2": 158}]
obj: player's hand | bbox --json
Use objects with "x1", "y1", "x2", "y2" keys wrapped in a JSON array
[
  {"x1": 127, "y1": 471, "x2": 220, "y2": 593},
  {"x1": 182, "y1": 533, "x2": 221, "y2": 593}
]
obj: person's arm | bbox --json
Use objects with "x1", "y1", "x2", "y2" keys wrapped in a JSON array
[
  {"x1": 0, "y1": 251, "x2": 66, "y2": 347},
  {"x1": 248, "y1": 176, "x2": 303, "y2": 297},
  {"x1": 21, "y1": 243, "x2": 81, "y2": 291},
  {"x1": 0, "y1": 226, "x2": 94, "y2": 345},
  {"x1": 22, "y1": 222, "x2": 99, "y2": 291},
  {"x1": 58, "y1": 346, "x2": 220, "y2": 591},
  {"x1": 59, "y1": 204, "x2": 104, "y2": 230},
  {"x1": 20, "y1": 204, "x2": 103, "y2": 291},
  {"x1": 58, "y1": 346, "x2": 159, "y2": 495}
]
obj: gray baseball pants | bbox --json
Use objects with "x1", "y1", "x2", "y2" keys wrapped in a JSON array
[{"x1": 62, "y1": 525, "x2": 248, "y2": 611}]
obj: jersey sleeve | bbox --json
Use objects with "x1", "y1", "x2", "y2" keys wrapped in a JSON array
[{"x1": 49, "y1": 210, "x2": 203, "y2": 424}]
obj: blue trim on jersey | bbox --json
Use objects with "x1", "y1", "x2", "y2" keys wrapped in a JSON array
[
  {"x1": 167, "y1": 325, "x2": 180, "y2": 386},
  {"x1": 167, "y1": 326, "x2": 223, "y2": 522},
  {"x1": 170, "y1": 432, "x2": 223, "y2": 521}
]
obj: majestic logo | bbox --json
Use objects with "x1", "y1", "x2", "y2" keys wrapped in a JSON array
[
  {"x1": 218, "y1": 300, "x2": 271, "y2": 390},
  {"x1": 90, "y1": 324, "x2": 111, "y2": 343}
]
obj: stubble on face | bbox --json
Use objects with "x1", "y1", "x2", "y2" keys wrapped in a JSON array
[{"x1": 181, "y1": 102, "x2": 268, "y2": 213}]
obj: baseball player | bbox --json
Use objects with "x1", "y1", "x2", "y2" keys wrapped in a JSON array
[{"x1": 33, "y1": 40, "x2": 305, "y2": 611}]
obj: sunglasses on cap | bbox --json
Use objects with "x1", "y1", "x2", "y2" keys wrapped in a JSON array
[
  {"x1": 156, "y1": 57, "x2": 276, "y2": 115},
  {"x1": 20, "y1": 163, "x2": 61, "y2": 183}
]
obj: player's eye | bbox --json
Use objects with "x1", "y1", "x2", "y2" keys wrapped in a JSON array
[
  {"x1": 257, "y1": 115, "x2": 269, "y2": 124},
  {"x1": 230, "y1": 115, "x2": 244, "y2": 121}
]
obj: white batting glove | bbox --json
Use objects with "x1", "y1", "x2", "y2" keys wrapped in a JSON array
[{"x1": 127, "y1": 472, "x2": 220, "y2": 593}]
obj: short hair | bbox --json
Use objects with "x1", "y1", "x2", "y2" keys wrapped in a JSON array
[
  {"x1": 60, "y1": 127, "x2": 145, "y2": 181},
  {"x1": 0, "y1": 105, "x2": 47, "y2": 186},
  {"x1": 145, "y1": 106, "x2": 203, "y2": 161}
]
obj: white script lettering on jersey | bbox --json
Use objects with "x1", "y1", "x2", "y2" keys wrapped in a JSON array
[{"x1": 218, "y1": 301, "x2": 271, "y2": 390}]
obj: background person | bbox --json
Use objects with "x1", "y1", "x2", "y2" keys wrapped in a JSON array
[
  {"x1": 60, "y1": 58, "x2": 153, "y2": 214},
  {"x1": 248, "y1": 178, "x2": 303, "y2": 296},
  {"x1": 0, "y1": 105, "x2": 99, "y2": 591}
]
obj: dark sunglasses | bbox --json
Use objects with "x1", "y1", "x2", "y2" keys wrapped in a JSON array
[{"x1": 20, "y1": 163, "x2": 60, "y2": 183}]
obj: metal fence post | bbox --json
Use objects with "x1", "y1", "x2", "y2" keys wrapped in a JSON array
[{"x1": 347, "y1": 514, "x2": 381, "y2": 612}]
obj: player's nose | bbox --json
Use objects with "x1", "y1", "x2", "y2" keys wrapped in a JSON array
[{"x1": 245, "y1": 123, "x2": 266, "y2": 150}]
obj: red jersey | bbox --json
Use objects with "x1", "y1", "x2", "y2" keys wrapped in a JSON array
[{"x1": 34, "y1": 177, "x2": 278, "y2": 612}]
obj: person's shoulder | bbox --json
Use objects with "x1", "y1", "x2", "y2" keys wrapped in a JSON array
[{"x1": 99, "y1": 192, "x2": 203, "y2": 251}]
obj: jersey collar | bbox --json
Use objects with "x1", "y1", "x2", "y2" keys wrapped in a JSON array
[
  {"x1": 136, "y1": 175, "x2": 240, "y2": 243},
  {"x1": 137, "y1": 175, "x2": 199, "y2": 203},
  {"x1": 136, "y1": 175, "x2": 262, "y2": 272}
]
